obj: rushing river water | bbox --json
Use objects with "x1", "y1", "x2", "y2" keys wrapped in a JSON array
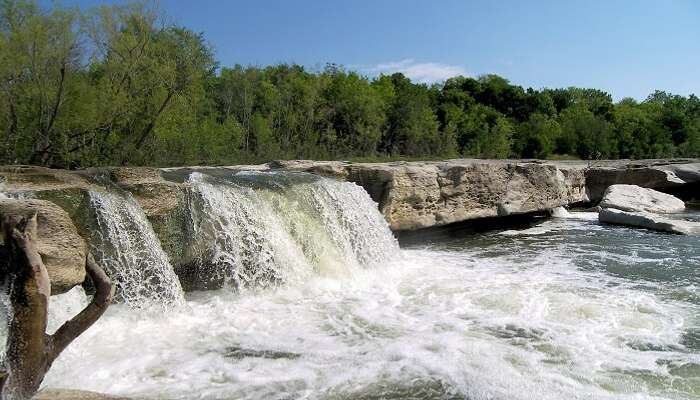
[{"x1": 2, "y1": 172, "x2": 699, "y2": 399}]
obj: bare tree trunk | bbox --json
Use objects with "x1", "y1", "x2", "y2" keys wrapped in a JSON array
[{"x1": 0, "y1": 214, "x2": 113, "y2": 400}]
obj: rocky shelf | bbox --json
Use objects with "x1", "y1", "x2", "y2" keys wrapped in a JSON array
[{"x1": 1, "y1": 159, "x2": 698, "y2": 277}]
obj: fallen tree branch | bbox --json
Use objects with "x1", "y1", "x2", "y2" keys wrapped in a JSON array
[
  {"x1": 48, "y1": 254, "x2": 114, "y2": 359},
  {"x1": 0, "y1": 213, "x2": 113, "y2": 400}
]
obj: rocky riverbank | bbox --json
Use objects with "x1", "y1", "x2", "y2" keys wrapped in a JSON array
[{"x1": 1, "y1": 158, "x2": 698, "y2": 273}]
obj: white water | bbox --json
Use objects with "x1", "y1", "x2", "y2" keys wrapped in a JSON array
[
  {"x1": 2, "y1": 172, "x2": 698, "y2": 399},
  {"x1": 89, "y1": 190, "x2": 185, "y2": 307},
  {"x1": 43, "y1": 240, "x2": 700, "y2": 400},
  {"x1": 186, "y1": 172, "x2": 398, "y2": 288}
]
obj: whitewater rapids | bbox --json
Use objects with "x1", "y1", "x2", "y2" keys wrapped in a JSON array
[
  {"x1": 43, "y1": 214, "x2": 700, "y2": 400},
  {"x1": 2, "y1": 171, "x2": 698, "y2": 399}
]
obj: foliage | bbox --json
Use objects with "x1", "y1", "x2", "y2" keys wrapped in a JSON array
[{"x1": 0, "y1": 0, "x2": 697, "y2": 168}]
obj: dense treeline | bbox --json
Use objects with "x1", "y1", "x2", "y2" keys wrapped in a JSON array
[{"x1": 1, "y1": 1, "x2": 698, "y2": 168}]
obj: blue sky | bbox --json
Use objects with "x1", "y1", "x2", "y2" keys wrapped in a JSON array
[{"x1": 60, "y1": 0, "x2": 699, "y2": 100}]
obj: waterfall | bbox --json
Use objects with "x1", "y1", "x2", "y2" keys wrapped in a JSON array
[
  {"x1": 186, "y1": 171, "x2": 399, "y2": 289},
  {"x1": 0, "y1": 288, "x2": 8, "y2": 364},
  {"x1": 89, "y1": 190, "x2": 185, "y2": 307}
]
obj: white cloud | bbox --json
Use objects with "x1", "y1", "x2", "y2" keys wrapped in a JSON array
[{"x1": 364, "y1": 59, "x2": 467, "y2": 84}]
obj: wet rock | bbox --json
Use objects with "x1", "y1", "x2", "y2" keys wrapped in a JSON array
[
  {"x1": 103, "y1": 167, "x2": 184, "y2": 217},
  {"x1": 599, "y1": 208, "x2": 700, "y2": 235},
  {"x1": 599, "y1": 184, "x2": 686, "y2": 213},
  {"x1": 0, "y1": 199, "x2": 87, "y2": 293},
  {"x1": 101, "y1": 167, "x2": 190, "y2": 266},
  {"x1": 0, "y1": 165, "x2": 93, "y2": 193},
  {"x1": 268, "y1": 159, "x2": 349, "y2": 179}
]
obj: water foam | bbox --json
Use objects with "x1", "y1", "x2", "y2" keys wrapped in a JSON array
[
  {"x1": 11, "y1": 174, "x2": 697, "y2": 400},
  {"x1": 89, "y1": 190, "x2": 185, "y2": 307},
  {"x1": 186, "y1": 171, "x2": 398, "y2": 288},
  {"x1": 42, "y1": 242, "x2": 699, "y2": 400}
]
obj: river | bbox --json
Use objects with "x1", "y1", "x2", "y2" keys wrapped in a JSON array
[{"x1": 3, "y1": 172, "x2": 699, "y2": 399}]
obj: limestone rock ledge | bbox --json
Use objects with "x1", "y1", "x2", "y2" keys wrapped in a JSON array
[
  {"x1": 1, "y1": 159, "x2": 698, "y2": 293},
  {"x1": 583, "y1": 159, "x2": 700, "y2": 201},
  {"x1": 271, "y1": 160, "x2": 589, "y2": 231}
]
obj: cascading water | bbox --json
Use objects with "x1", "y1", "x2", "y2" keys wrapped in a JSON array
[
  {"x1": 89, "y1": 190, "x2": 185, "y2": 307},
  {"x1": 3, "y1": 170, "x2": 697, "y2": 400},
  {"x1": 185, "y1": 171, "x2": 399, "y2": 289},
  {"x1": 0, "y1": 288, "x2": 8, "y2": 364}
]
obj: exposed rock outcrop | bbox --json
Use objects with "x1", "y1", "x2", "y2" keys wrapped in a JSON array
[
  {"x1": 272, "y1": 159, "x2": 588, "y2": 231},
  {"x1": 599, "y1": 208, "x2": 700, "y2": 235},
  {"x1": 584, "y1": 159, "x2": 700, "y2": 201},
  {"x1": 0, "y1": 199, "x2": 86, "y2": 293},
  {"x1": 599, "y1": 184, "x2": 686, "y2": 214},
  {"x1": 0, "y1": 159, "x2": 698, "y2": 272}
]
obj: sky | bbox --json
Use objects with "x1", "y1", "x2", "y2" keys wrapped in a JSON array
[{"x1": 59, "y1": 0, "x2": 700, "y2": 100}]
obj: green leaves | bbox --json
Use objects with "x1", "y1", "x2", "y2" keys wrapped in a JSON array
[{"x1": 0, "y1": 1, "x2": 697, "y2": 167}]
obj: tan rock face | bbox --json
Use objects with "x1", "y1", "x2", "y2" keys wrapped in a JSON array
[
  {"x1": 105, "y1": 167, "x2": 183, "y2": 217},
  {"x1": 342, "y1": 161, "x2": 588, "y2": 231},
  {"x1": 0, "y1": 159, "x2": 697, "y2": 256},
  {"x1": 585, "y1": 160, "x2": 700, "y2": 201},
  {"x1": 0, "y1": 199, "x2": 86, "y2": 294}
]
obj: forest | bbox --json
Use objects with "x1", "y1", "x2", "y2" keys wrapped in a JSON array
[{"x1": 1, "y1": 0, "x2": 698, "y2": 168}]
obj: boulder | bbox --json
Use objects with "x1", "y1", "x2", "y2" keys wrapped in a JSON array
[
  {"x1": 599, "y1": 184, "x2": 685, "y2": 213},
  {"x1": 358, "y1": 160, "x2": 587, "y2": 231},
  {"x1": 33, "y1": 389, "x2": 129, "y2": 400},
  {"x1": 104, "y1": 167, "x2": 183, "y2": 217},
  {"x1": 585, "y1": 159, "x2": 700, "y2": 201},
  {"x1": 599, "y1": 208, "x2": 700, "y2": 235},
  {"x1": 0, "y1": 199, "x2": 86, "y2": 294}
]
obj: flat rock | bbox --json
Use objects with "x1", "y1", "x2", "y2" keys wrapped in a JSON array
[
  {"x1": 33, "y1": 389, "x2": 130, "y2": 400},
  {"x1": 0, "y1": 199, "x2": 86, "y2": 293},
  {"x1": 599, "y1": 208, "x2": 700, "y2": 235},
  {"x1": 599, "y1": 184, "x2": 686, "y2": 213},
  {"x1": 584, "y1": 159, "x2": 700, "y2": 201}
]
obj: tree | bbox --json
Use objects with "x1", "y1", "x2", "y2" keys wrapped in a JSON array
[
  {"x1": 379, "y1": 73, "x2": 441, "y2": 156},
  {"x1": 456, "y1": 105, "x2": 512, "y2": 158},
  {"x1": 0, "y1": 213, "x2": 113, "y2": 399},
  {"x1": 78, "y1": 3, "x2": 216, "y2": 165},
  {"x1": 319, "y1": 69, "x2": 385, "y2": 156},
  {"x1": 0, "y1": 0, "x2": 698, "y2": 166},
  {"x1": 559, "y1": 106, "x2": 615, "y2": 159},
  {"x1": 0, "y1": 0, "x2": 82, "y2": 166},
  {"x1": 514, "y1": 113, "x2": 560, "y2": 159}
]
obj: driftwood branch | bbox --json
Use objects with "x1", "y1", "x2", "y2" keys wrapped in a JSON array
[
  {"x1": 48, "y1": 254, "x2": 114, "y2": 359},
  {"x1": 0, "y1": 214, "x2": 113, "y2": 400}
]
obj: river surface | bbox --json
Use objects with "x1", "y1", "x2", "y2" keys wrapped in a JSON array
[{"x1": 41, "y1": 211, "x2": 700, "y2": 400}]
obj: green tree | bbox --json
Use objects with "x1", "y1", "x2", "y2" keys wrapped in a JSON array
[
  {"x1": 319, "y1": 68, "x2": 385, "y2": 156},
  {"x1": 0, "y1": 0, "x2": 82, "y2": 166},
  {"x1": 559, "y1": 106, "x2": 615, "y2": 159},
  {"x1": 514, "y1": 113, "x2": 560, "y2": 158}
]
